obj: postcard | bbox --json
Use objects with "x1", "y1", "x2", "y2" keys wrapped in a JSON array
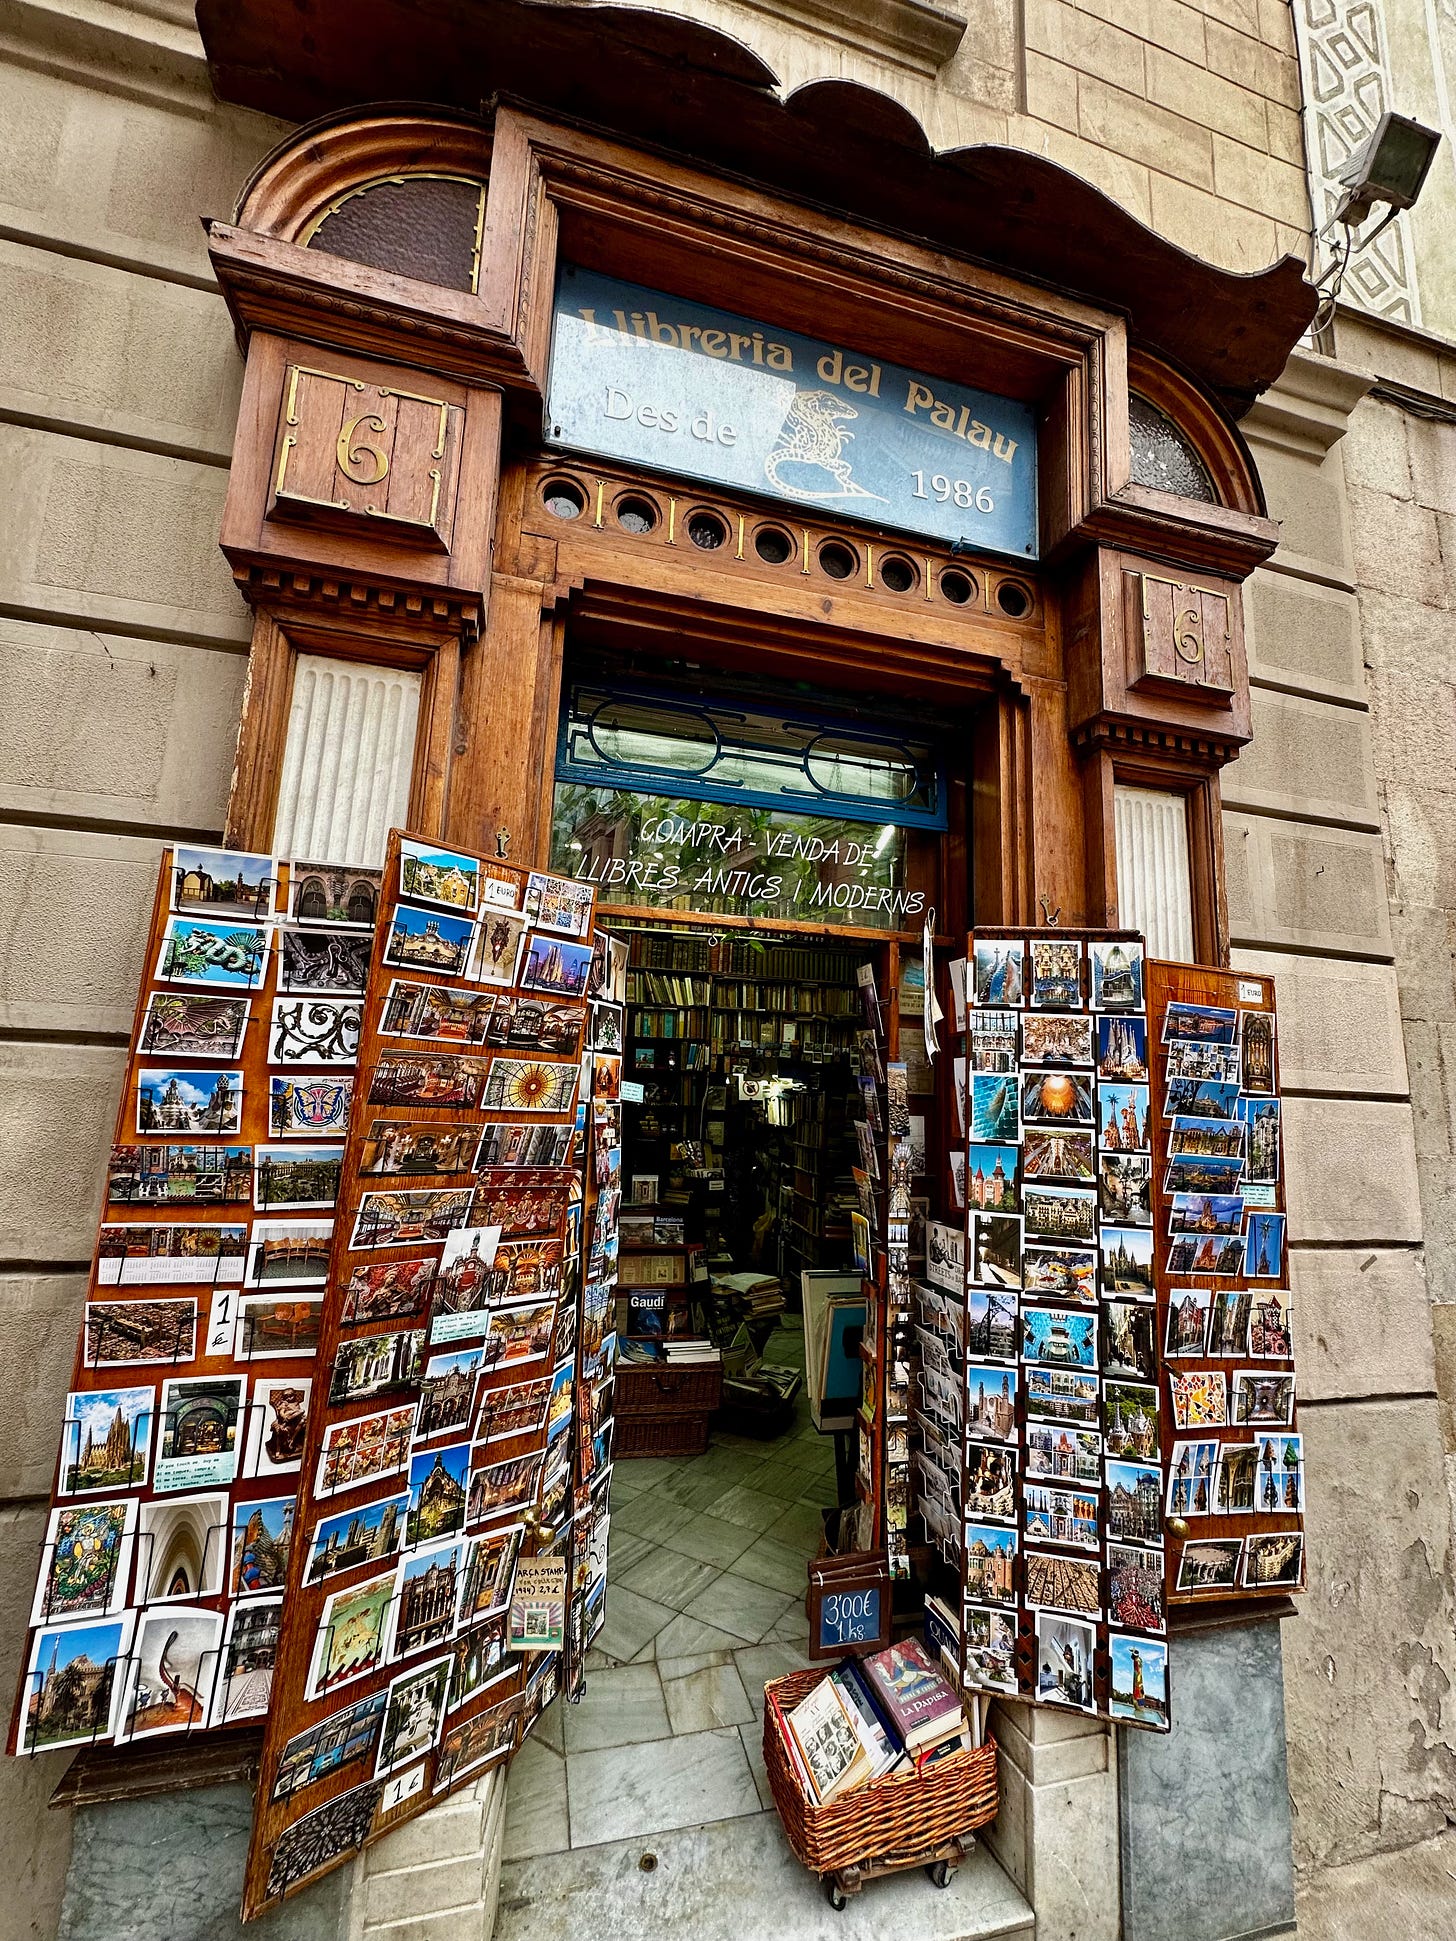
[
  {"x1": 1024, "y1": 1364, "x2": 1099, "y2": 1425},
  {"x1": 970, "y1": 1072, "x2": 1021, "y2": 1144},
  {"x1": 1163, "y1": 1152, "x2": 1244, "y2": 1198},
  {"x1": 1023, "y1": 1183, "x2": 1097, "y2": 1244},
  {"x1": 964, "y1": 1443, "x2": 1017, "y2": 1521},
  {"x1": 482, "y1": 1296, "x2": 558, "y2": 1373},
  {"x1": 375, "y1": 1655, "x2": 452, "y2": 1777},
  {"x1": 21, "y1": 1614, "x2": 134, "y2": 1751},
  {"x1": 471, "y1": 910, "x2": 530, "y2": 986},
  {"x1": 1231, "y1": 1369, "x2": 1296, "y2": 1427},
  {"x1": 1035, "y1": 1610, "x2": 1096, "y2": 1710},
  {"x1": 416, "y1": 1347, "x2": 484, "y2": 1441},
  {"x1": 1023, "y1": 1484, "x2": 1099, "y2": 1553},
  {"x1": 83, "y1": 1296, "x2": 196, "y2": 1370},
  {"x1": 370, "y1": 1052, "x2": 490, "y2": 1111},
  {"x1": 962, "y1": 1521, "x2": 1018, "y2": 1606},
  {"x1": 119, "y1": 1605, "x2": 224, "y2": 1739},
  {"x1": 1163, "y1": 1001, "x2": 1238, "y2": 1045},
  {"x1": 276, "y1": 926, "x2": 372, "y2": 996},
  {"x1": 405, "y1": 1442, "x2": 471, "y2": 1547},
  {"x1": 229, "y1": 1494, "x2": 294, "y2": 1597},
  {"x1": 1098, "y1": 1082, "x2": 1150, "y2": 1152},
  {"x1": 139, "y1": 991, "x2": 251, "y2": 1063},
  {"x1": 1022, "y1": 1013, "x2": 1093, "y2": 1067},
  {"x1": 156, "y1": 916, "x2": 268, "y2": 990},
  {"x1": 1109, "y1": 1632, "x2": 1168, "y2": 1728},
  {"x1": 215, "y1": 1595, "x2": 283, "y2": 1724},
  {"x1": 383, "y1": 902, "x2": 475, "y2": 978},
  {"x1": 436, "y1": 1697, "x2": 518, "y2": 1790},
  {"x1": 466, "y1": 1446, "x2": 545, "y2": 1526},
  {"x1": 235, "y1": 1293, "x2": 324, "y2": 1361},
  {"x1": 246, "y1": 1218, "x2": 333, "y2": 1288},
  {"x1": 1023, "y1": 1547, "x2": 1100, "y2": 1617},
  {"x1": 1022, "y1": 1129, "x2": 1095, "y2": 1182},
  {"x1": 970, "y1": 1008, "x2": 1018, "y2": 1073},
  {"x1": 962, "y1": 1605, "x2": 1018, "y2": 1694},
  {"x1": 1244, "y1": 1211, "x2": 1287, "y2": 1280},
  {"x1": 315, "y1": 1404, "x2": 417, "y2": 1500},
  {"x1": 485, "y1": 993, "x2": 586, "y2": 1058},
  {"x1": 305, "y1": 1494, "x2": 408, "y2": 1588},
  {"x1": 171, "y1": 846, "x2": 274, "y2": 921},
  {"x1": 1099, "y1": 1153, "x2": 1152, "y2": 1226},
  {"x1": 1101, "y1": 1225, "x2": 1155, "y2": 1297},
  {"x1": 244, "y1": 1377, "x2": 310, "y2": 1479},
  {"x1": 269, "y1": 1073, "x2": 353, "y2": 1139},
  {"x1": 1103, "y1": 1301, "x2": 1157, "y2": 1383},
  {"x1": 272, "y1": 1689, "x2": 386, "y2": 1799},
  {"x1": 264, "y1": 1777, "x2": 388, "y2": 1897},
  {"x1": 400, "y1": 840, "x2": 481, "y2": 912},
  {"x1": 1022, "y1": 1304, "x2": 1097, "y2": 1369},
  {"x1": 445, "y1": 1627, "x2": 514, "y2": 1719},
  {"x1": 32, "y1": 1499, "x2": 137, "y2": 1626},
  {"x1": 136, "y1": 1067, "x2": 243, "y2": 1138},
  {"x1": 481, "y1": 1058, "x2": 579, "y2": 1115},
  {"x1": 349, "y1": 1188, "x2": 474, "y2": 1252},
  {"x1": 458, "y1": 1525, "x2": 524, "y2": 1623},
  {"x1": 251, "y1": 1143, "x2": 341, "y2": 1211},
  {"x1": 270, "y1": 994, "x2": 362, "y2": 1066},
  {"x1": 518, "y1": 932, "x2": 594, "y2": 998},
  {"x1": 1021, "y1": 1069, "x2": 1094, "y2": 1129},
  {"x1": 96, "y1": 1222, "x2": 247, "y2": 1289},
  {"x1": 1249, "y1": 1287, "x2": 1294, "y2": 1359},
  {"x1": 1025, "y1": 1424, "x2": 1102, "y2": 1485},
  {"x1": 472, "y1": 1174, "x2": 570, "y2": 1240},
  {"x1": 1214, "y1": 1443, "x2": 1259, "y2": 1515},
  {"x1": 1169, "y1": 1369, "x2": 1228, "y2": 1431},
  {"x1": 1169, "y1": 1192, "x2": 1245, "y2": 1239},
  {"x1": 1090, "y1": 940, "x2": 1144, "y2": 1011},
  {"x1": 381, "y1": 980, "x2": 493, "y2": 1045},
  {"x1": 1207, "y1": 1285, "x2": 1252, "y2": 1357},
  {"x1": 1241, "y1": 1097, "x2": 1282, "y2": 1184},
  {"x1": 1166, "y1": 1039, "x2": 1240, "y2": 1085},
  {"x1": 1103, "y1": 1381, "x2": 1159, "y2": 1460},
  {"x1": 1022, "y1": 1245, "x2": 1097, "y2": 1305},
  {"x1": 1106, "y1": 1459, "x2": 1164, "y2": 1546},
  {"x1": 1164, "y1": 1077, "x2": 1240, "y2": 1121},
  {"x1": 287, "y1": 860, "x2": 383, "y2": 928},
  {"x1": 1240, "y1": 1009, "x2": 1276, "y2": 1093},
  {"x1": 964, "y1": 1363, "x2": 1018, "y2": 1443},
  {"x1": 972, "y1": 941, "x2": 1024, "y2": 1007},
  {"x1": 1029, "y1": 939, "x2": 1083, "y2": 1009},
  {"x1": 307, "y1": 1575, "x2": 396, "y2": 1700},
  {"x1": 1164, "y1": 1286, "x2": 1213, "y2": 1357},
  {"x1": 524, "y1": 870, "x2": 594, "y2": 939},
  {"x1": 1175, "y1": 1538, "x2": 1242, "y2": 1592},
  {"x1": 1171, "y1": 1114, "x2": 1245, "y2": 1161},
  {"x1": 971, "y1": 1212, "x2": 1022, "y2": 1290},
  {"x1": 60, "y1": 1385, "x2": 154, "y2": 1495},
  {"x1": 1095, "y1": 1014, "x2": 1148, "y2": 1082},
  {"x1": 968, "y1": 1143, "x2": 1018, "y2": 1211},
  {"x1": 330, "y1": 1329, "x2": 424, "y2": 1407},
  {"x1": 1166, "y1": 1439, "x2": 1219, "y2": 1517},
  {"x1": 151, "y1": 1375, "x2": 244, "y2": 1492},
  {"x1": 337, "y1": 1261, "x2": 432, "y2": 1335},
  {"x1": 1168, "y1": 1232, "x2": 1244, "y2": 1278},
  {"x1": 1242, "y1": 1533, "x2": 1304, "y2": 1590}
]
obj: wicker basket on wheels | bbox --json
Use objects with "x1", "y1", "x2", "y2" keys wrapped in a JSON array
[{"x1": 763, "y1": 1665, "x2": 999, "y2": 1908}]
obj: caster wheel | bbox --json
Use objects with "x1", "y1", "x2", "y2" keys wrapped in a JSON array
[
  {"x1": 929, "y1": 1860, "x2": 953, "y2": 1888},
  {"x1": 827, "y1": 1881, "x2": 847, "y2": 1911}
]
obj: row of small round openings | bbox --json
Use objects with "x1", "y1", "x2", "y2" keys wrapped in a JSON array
[
  {"x1": 878, "y1": 554, "x2": 917, "y2": 594},
  {"x1": 818, "y1": 540, "x2": 856, "y2": 579},
  {"x1": 755, "y1": 526, "x2": 794, "y2": 565},
  {"x1": 996, "y1": 580, "x2": 1032, "y2": 618},
  {"x1": 687, "y1": 510, "x2": 728, "y2": 551},
  {"x1": 940, "y1": 568, "x2": 975, "y2": 606},
  {"x1": 543, "y1": 477, "x2": 585, "y2": 520},
  {"x1": 616, "y1": 495, "x2": 657, "y2": 535}
]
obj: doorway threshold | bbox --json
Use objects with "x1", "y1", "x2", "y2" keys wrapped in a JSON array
[{"x1": 494, "y1": 1808, "x2": 1034, "y2": 1941}]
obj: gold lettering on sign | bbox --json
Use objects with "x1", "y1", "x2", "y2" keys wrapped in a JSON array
[
  {"x1": 1132, "y1": 570, "x2": 1234, "y2": 702},
  {"x1": 335, "y1": 413, "x2": 390, "y2": 485}
]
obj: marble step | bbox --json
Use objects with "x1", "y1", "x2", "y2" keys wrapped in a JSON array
[{"x1": 493, "y1": 1809, "x2": 1035, "y2": 1941}]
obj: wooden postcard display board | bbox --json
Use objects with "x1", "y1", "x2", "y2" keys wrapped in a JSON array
[
  {"x1": 243, "y1": 834, "x2": 597, "y2": 1918},
  {"x1": 1146, "y1": 962, "x2": 1303, "y2": 1603},
  {"x1": 8, "y1": 847, "x2": 371, "y2": 1761},
  {"x1": 848, "y1": 945, "x2": 897, "y2": 1574},
  {"x1": 934, "y1": 928, "x2": 1172, "y2": 1731}
]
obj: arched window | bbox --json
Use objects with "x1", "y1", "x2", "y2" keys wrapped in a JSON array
[{"x1": 1128, "y1": 393, "x2": 1218, "y2": 504}]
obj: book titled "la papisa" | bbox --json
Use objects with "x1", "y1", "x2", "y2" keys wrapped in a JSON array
[{"x1": 858, "y1": 1638, "x2": 965, "y2": 1753}]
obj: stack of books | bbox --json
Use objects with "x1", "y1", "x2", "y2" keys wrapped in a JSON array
[
  {"x1": 780, "y1": 1639, "x2": 971, "y2": 1805},
  {"x1": 662, "y1": 1338, "x2": 721, "y2": 1365}
]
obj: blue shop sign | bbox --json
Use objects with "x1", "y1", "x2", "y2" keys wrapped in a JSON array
[{"x1": 547, "y1": 266, "x2": 1038, "y2": 559}]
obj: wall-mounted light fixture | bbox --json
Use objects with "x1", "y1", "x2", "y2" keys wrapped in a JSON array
[{"x1": 1314, "y1": 110, "x2": 1442, "y2": 330}]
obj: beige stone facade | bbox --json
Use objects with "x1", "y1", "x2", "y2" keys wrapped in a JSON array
[{"x1": 3, "y1": 4, "x2": 1456, "y2": 1939}]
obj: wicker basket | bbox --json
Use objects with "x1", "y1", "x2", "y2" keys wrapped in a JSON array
[
  {"x1": 615, "y1": 1410, "x2": 712, "y2": 1458},
  {"x1": 615, "y1": 1364, "x2": 723, "y2": 1414},
  {"x1": 763, "y1": 1665, "x2": 998, "y2": 1876}
]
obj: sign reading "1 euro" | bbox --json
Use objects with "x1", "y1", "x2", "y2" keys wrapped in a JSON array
[{"x1": 547, "y1": 266, "x2": 1038, "y2": 560}]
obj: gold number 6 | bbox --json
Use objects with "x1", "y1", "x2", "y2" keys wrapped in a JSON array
[{"x1": 335, "y1": 412, "x2": 390, "y2": 485}]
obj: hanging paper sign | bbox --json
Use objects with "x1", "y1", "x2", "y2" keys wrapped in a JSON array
[{"x1": 549, "y1": 266, "x2": 1038, "y2": 558}]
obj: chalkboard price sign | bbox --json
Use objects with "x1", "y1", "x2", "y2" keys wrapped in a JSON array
[{"x1": 806, "y1": 1552, "x2": 892, "y2": 1660}]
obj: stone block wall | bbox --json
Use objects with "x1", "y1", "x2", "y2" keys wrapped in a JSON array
[{"x1": 1229, "y1": 346, "x2": 1456, "y2": 1876}]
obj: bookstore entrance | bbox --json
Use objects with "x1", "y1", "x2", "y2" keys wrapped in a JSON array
[{"x1": 501, "y1": 663, "x2": 955, "y2": 1864}]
